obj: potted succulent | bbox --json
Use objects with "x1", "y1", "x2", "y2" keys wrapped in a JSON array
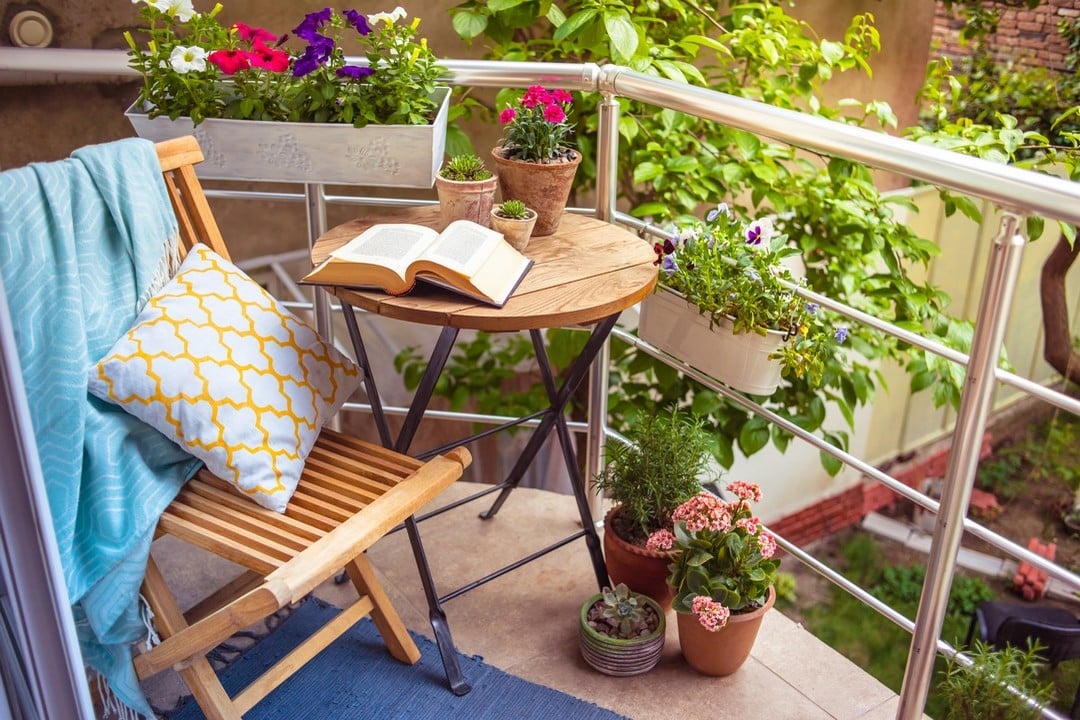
[
  {"x1": 435, "y1": 154, "x2": 497, "y2": 228},
  {"x1": 647, "y1": 482, "x2": 780, "y2": 676},
  {"x1": 491, "y1": 85, "x2": 580, "y2": 236},
  {"x1": 595, "y1": 407, "x2": 716, "y2": 611},
  {"x1": 639, "y1": 203, "x2": 847, "y2": 395},
  {"x1": 579, "y1": 583, "x2": 665, "y2": 677},
  {"x1": 489, "y1": 199, "x2": 538, "y2": 251},
  {"x1": 124, "y1": 3, "x2": 450, "y2": 187}
]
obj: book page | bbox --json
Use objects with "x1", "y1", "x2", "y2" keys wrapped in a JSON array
[
  {"x1": 331, "y1": 223, "x2": 438, "y2": 274},
  {"x1": 423, "y1": 220, "x2": 504, "y2": 275}
]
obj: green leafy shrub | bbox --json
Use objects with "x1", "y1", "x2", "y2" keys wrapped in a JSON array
[{"x1": 939, "y1": 640, "x2": 1055, "y2": 720}]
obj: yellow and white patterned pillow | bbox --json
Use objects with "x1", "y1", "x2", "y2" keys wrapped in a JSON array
[{"x1": 88, "y1": 243, "x2": 361, "y2": 513}]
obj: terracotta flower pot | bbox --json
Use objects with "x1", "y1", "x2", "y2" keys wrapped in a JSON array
[
  {"x1": 435, "y1": 175, "x2": 498, "y2": 228},
  {"x1": 676, "y1": 587, "x2": 775, "y2": 676},
  {"x1": 490, "y1": 208, "x2": 538, "y2": 252},
  {"x1": 602, "y1": 506, "x2": 675, "y2": 612},
  {"x1": 490, "y1": 147, "x2": 581, "y2": 236}
]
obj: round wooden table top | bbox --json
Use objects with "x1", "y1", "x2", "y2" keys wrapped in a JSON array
[{"x1": 309, "y1": 206, "x2": 658, "y2": 332}]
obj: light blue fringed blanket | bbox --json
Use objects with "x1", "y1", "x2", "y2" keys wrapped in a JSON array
[{"x1": 0, "y1": 138, "x2": 202, "y2": 718}]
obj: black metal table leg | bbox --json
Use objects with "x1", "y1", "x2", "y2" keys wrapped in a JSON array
[{"x1": 341, "y1": 305, "x2": 470, "y2": 694}]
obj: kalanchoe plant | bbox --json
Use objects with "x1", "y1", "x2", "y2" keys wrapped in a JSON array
[
  {"x1": 496, "y1": 85, "x2": 577, "y2": 163},
  {"x1": 439, "y1": 154, "x2": 493, "y2": 181},
  {"x1": 648, "y1": 482, "x2": 780, "y2": 630},
  {"x1": 655, "y1": 203, "x2": 847, "y2": 387},
  {"x1": 125, "y1": 2, "x2": 443, "y2": 126},
  {"x1": 494, "y1": 199, "x2": 532, "y2": 219}
]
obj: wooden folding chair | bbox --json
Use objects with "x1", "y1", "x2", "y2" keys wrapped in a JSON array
[{"x1": 131, "y1": 136, "x2": 471, "y2": 720}]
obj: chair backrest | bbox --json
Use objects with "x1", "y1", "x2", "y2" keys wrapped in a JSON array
[
  {"x1": 154, "y1": 136, "x2": 231, "y2": 260},
  {"x1": 996, "y1": 616, "x2": 1080, "y2": 666}
]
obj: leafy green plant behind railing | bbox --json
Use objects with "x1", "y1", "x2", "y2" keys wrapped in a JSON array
[{"x1": 418, "y1": 1, "x2": 1063, "y2": 471}]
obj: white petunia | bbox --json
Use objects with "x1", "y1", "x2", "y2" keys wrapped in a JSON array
[
  {"x1": 156, "y1": 0, "x2": 195, "y2": 22},
  {"x1": 169, "y1": 45, "x2": 207, "y2": 73},
  {"x1": 368, "y1": 6, "x2": 407, "y2": 25}
]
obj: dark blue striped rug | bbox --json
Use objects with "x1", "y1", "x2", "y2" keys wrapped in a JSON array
[{"x1": 169, "y1": 597, "x2": 629, "y2": 720}]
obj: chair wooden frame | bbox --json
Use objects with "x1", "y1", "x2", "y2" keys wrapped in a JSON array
[{"x1": 131, "y1": 136, "x2": 471, "y2": 720}]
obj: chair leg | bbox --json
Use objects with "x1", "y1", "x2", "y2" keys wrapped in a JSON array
[
  {"x1": 141, "y1": 556, "x2": 241, "y2": 720},
  {"x1": 345, "y1": 553, "x2": 420, "y2": 665}
]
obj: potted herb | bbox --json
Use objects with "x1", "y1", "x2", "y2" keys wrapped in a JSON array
[
  {"x1": 491, "y1": 85, "x2": 580, "y2": 236},
  {"x1": 124, "y1": 3, "x2": 450, "y2": 187},
  {"x1": 595, "y1": 407, "x2": 715, "y2": 611},
  {"x1": 938, "y1": 640, "x2": 1055, "y2": 719},
  {"x1": 435, "y1": 154, "x2": 497, "y2": 228},
  {"x1": 647, "y1": 482, "x2": 780, "y2": 676},
  {"x1": 489, "y1": 199, "x2": 538, "y2": 251},
  {"x1": 579, "y1": 583, "x2": 665, "y2": 676},
  {"x1": 640, "y1": 203, "x2": 847, "y2": 395}
]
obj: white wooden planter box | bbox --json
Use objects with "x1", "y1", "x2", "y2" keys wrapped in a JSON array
[
  {"x1": 638, "y1": 286, "x2": 786, "y2": 396},
  {"x1": 126, "y1": 87, "x2": 450, "y2": 188}
]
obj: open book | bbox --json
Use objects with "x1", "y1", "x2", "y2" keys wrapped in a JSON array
[{"x1": 302, "y1": 220, "x2": 533, "y2": 307}]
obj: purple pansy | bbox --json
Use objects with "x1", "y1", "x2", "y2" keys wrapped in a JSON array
[{"x1": 661, "y1": 253, "x2": 679, "y2": 275}]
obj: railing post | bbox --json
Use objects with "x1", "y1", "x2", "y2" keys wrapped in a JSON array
[
  {"x1": 585, "y1": 81, "x2": 622, "y2": 523},
  {"x1": 896, "y1": 212, "x2": 1027, "y2": 719}
]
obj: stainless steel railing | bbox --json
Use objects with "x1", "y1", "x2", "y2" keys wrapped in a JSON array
[{"x1": 4, "y1": 46, "x2": 1080, "y2": 719}]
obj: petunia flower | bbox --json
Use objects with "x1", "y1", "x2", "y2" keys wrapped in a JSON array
[
  {"x1": 208, "y1": 48, "x2": 250, "y2": 75},
  {"x1": 293, "y1": 7, "x2": 332, "y2": 41},
  {"x1": 149, "y1": 0, "x2": 195, "y2": 22},
  {"x1": 342, "y1": 10, "x2": 371, "y2": 35},
  {"x1": 336, "y1": 65, "x2": 375, "y2": 79},
  {"x1": 248, "y1": 41, "x2": 289, "y2": 72},
  {"x1": 169, "y1": 45, "x2": 207, "y2": 73},
  {"x1": 233, "y1": 22, "x2": 276, "y2": 45},
  {"x1": 368, "y1": 6, "x2": 407, "y2": 25}
]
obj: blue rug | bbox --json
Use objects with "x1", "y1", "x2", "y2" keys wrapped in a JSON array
[{"x1": 169, "y1": 598, "x2": 629, "y2": 720}]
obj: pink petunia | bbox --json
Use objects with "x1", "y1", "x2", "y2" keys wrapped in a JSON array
[
  {"x1": 542, "y1": 103, "x2": 566, "y2": 123},
  {"x1": 208, "y1": 49, "x2": 251, "y2": 75},
  {"x1": 233, "y1": 22, "x2": 277, "y2": 45},
  {"x1": 645, "y1": 529, "x2": 676, "y2": 552},
  {"x1": 248, "y1": 40, "x2": 290, "y2": 72},
  {"x1": 499, "y1": 107, "x2": 517, "y2": 125}
]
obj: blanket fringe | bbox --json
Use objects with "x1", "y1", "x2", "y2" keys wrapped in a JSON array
[
  {"x1": 139, "y1": 594, "x2": 161, "y2": 651},
  {"x1": 93, "y1": 671, "x2": 146, "y2": 720},
  {"x1": 141, "y1": 233, "x2": 182, "y2": 307}
]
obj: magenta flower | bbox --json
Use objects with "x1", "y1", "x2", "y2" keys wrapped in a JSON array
[
  {"x1": 520, "y1": 85, "x2": 551, "y2": 108},
  {"x1": 208, "y1": 49, "x2": 251, "y2": 75},
  {"x1": 233, "y1": 22, "x2": 276, "y2": 45},
  {"x1": 248, "y1": 40, "x2": 289, "y2": 73},
  {"x1": 499, "y1": 107, "x2": 517, "y2": 125},
  {"x1": 551, "y1": 89, "x2": 574, "y2": 104},
  {"x1": 543, "y1": 103, "x2": 566, "y2": 123}
]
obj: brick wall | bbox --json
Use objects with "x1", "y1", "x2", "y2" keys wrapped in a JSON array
[{"x1": 932, "y1": 0, "x2": 1079, "y2": 71}]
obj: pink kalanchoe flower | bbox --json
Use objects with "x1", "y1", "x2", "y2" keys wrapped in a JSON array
[
  {"x1": 758, "y1": 532, "x2": 777, "y2": 559},
  {"x1": 691, "y1": 595, "x2": 731, "y2": 632},
  {"x1": 736, "y1": 516, "x2": 759, "y2": 535},
  {"x1": 499, "y1": 107, "x2": 517, "y2": 125},
  {"x1": 543, "y1": 103, "x2": 566, "y2": 124},
  {"x1": 672, "y1": 491, "x2": 732, "y2": 533},
  {"x1": 645, "y1": 528, "x2": 676, "y2": 552},
  {"x1": 727, "y1": 480, "x2": 763, "y2": 503}
]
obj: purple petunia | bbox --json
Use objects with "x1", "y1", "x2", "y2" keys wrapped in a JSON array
[
  {"x1": 292, "y1": 35, "x2": 335, "y2": 77},
  {"x1": 342, "y1": 9, "x2": 371, "y2": 35},
  {"x1": 293, "y1": 7, "x2": 332, "y2": 41},
  {"x1": 336, "y1": 65, "x2": 375, "y2": 79}
]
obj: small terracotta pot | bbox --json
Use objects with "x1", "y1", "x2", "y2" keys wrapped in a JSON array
[
  {"x1": 490, "y1": 147, "x2": 580, "y2": 236},
  {"x1": 490, "y1": 208, "x2": 538, "y2": 252},
  {"x1": 676, "y1": 586, "x2": 775, "y2": 676},
  {"x1": 602, "y1": 506, "x2": 675, "y2": 612},
  {"x1": 434, "y1": 174, "x2": 497, "y2": 228}
]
